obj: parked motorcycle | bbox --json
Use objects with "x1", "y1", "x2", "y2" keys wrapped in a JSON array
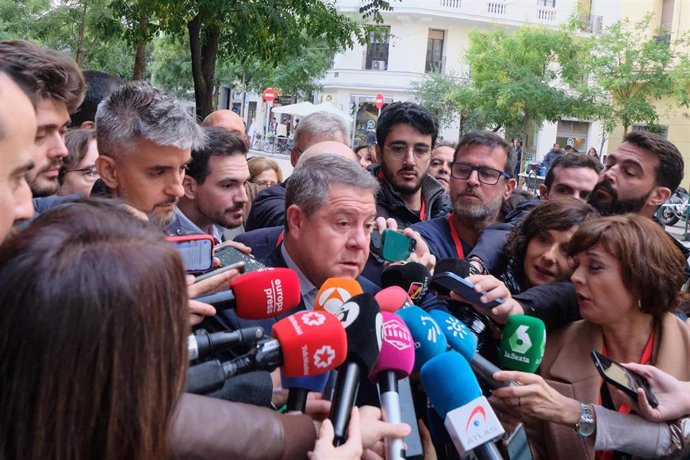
[{"x1": 657, "y1": 186, "x2": 689, "y2": 226}]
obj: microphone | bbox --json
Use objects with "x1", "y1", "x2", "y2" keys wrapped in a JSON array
[
  {"x1": 381, "y1": 262, "x2": 430, "y2": 303},
  {"x1": 374, "y1": 286, "x2": 414, "y2": 312},
  {"x1": 185, "y1": 310, "x2": 347, "y2": 394},
  {"x1": 188, "y1": 327, "x2": 265, "y2": 361},
  {"x1": 328, "y1": 293, "x2": 383, "y2": 446},
  {"x1": 192, "y1": 268, "x2": 301, "y2": 318},
  {"x1": 314, "y1": 277, "x2": 363, "y2": 312},
  {"x1": 397, "y1": 306, "x2": 448, "y2": 371},
  {"x1": 421, "y1": 351, "x2": 505, "y2": 460},
  {"x1": 429, "y1": 309, "x2": 509, "y2": 390},
  {"x1": 369, "y1": 312, "x2": 415, "y2": 460},
  {"x1": 498, "y1": 314, "x2": 546, "y2": 373},
  {"x1": 283, "y1": 373, "x2": 329, "y2": 413}
]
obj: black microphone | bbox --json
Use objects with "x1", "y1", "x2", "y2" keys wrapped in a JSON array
[
  {"x1": 188, "y1": 327, "x2": 265, "y2": 361},
  {"x1": 328, "y1": 293, "x2": 383, "y2": 446},
  {"x1": 380, "y1": 262, "x2": 430, "y2": 304}
]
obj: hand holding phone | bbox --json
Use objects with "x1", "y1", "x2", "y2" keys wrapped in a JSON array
[
  {"x1": 429, "y1": 271, "x2": 504, "y2": 309},
  {"x1": 167, "y1": 235, "x2": 214, "y2": 274},
  {"x1": 371, "y1": 229, "x2": 417, "y2": 262},
  {"x1": 590, "y1": 351, "x2": 659, "y2": 408}
]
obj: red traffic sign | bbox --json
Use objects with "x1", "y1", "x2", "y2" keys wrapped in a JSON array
[
  {"x1": 263, "y1": 88, "x2": 277, "y2": 102},
  {"x1": 375, "y1": 93, "x2": 385, "y2": 110}
]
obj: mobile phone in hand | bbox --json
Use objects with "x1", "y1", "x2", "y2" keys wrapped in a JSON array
[{"x1": 590, "y1": 351, "x2": 659, "y2": 408}]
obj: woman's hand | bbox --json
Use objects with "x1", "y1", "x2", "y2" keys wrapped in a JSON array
[
  {"x1": 309, "y1": 407, "x2": 363, "y2": 460},
  {"x1": 453, "y1": 274, "x2": 524, "y2": 324},
  {"x1": 491, "y1": 370, "x2": 581, "y2": 426},
  {"x1": 616, "y1": 362, "x2": 690, "y2": 422}
]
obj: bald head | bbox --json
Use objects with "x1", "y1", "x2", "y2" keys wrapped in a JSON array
[
  {"x1": 202, "y1": 110, "x2": 245, "y2": 135},
  {"x1": 297, "y1": 141, "x2": 358, "y2": 165}
]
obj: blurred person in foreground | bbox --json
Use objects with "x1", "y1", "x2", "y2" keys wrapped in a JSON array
[{"x1": 491, "y1": 214, "x2": 690, "y2": 459}]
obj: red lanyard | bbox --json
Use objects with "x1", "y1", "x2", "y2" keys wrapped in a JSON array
[
  {"x1": 446, "y1": 214, "x2": 465, "y2": 260},
  {"x1": 595, "y1": 328, "x2": 655, "y2": 460}
]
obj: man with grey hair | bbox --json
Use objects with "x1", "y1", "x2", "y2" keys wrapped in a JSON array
[
  {"x1": 244, "y1": 111, "x2": 350, "y2": 231},
  {"x1": 95, "y1": 81, "x2": 206, "y2": 228}
]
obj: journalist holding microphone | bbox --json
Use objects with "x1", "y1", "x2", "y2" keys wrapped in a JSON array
[{"x1": 491, "y1": 214, "x2": 690, "y2": 459}]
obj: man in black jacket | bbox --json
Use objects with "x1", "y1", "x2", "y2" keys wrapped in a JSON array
[{"x1": 372, "y1": 101, "x2": 451, "y2": 227}]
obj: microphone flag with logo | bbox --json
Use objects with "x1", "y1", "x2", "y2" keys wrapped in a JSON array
[{"x1": 499, "y1": 314, "x2": 545, "y2": 373}]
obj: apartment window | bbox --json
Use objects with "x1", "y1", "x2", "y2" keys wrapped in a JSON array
[
  {"x1": 426, "y1": 29, "x2": 445, "y2": 72},
  {"x1": 537, "y1": 0, "x2": 555, "y2": 6},
  {"x1": 556, "y1": 120, "x2": 589, "y2": 152},
  {"x1": 365, "y1": 26, "x2": 390, "y2": 71},
  {"x1": 661, "y1": 0, "x2": 674, "y2": 33}
]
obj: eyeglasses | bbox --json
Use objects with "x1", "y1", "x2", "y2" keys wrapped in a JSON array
[
  {"x1": 251, "y1": 179, "x2": 278, "y2": 187},
  {"x1": 68, "y1": 165, "x2": 99, "y2": 180},
  {"x1": 383, "y1": 144, "x2": 431, "y2": 161},
  {"x1": 450, "y1": 161, "x2": 509, "y2": 185}
]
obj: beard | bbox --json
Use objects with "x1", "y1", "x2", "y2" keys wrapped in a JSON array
[
  {"x1": 203, "y1": 205, "x2": 245, "y2": 230},
  {"x1": 588, "y1": 180, "x2": 651, "y2": 216},
  {"x1": 453, "y1": 185, "x2": 503, "y2": 222},
  {"x1": 146, "y1": 200, "x2": 178, "y2": 228},
  {"x1": 29, "y1": 159, "x2": 63, "y2": 197},
  {"x1": 381, "y1": 162, "x2": 424, "y2": 195}
]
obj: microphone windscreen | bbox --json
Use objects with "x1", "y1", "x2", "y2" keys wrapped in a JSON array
[
  {"x1": 499, "y1": 314, "x2": 546, "y2": 373},
  {"x1": 381, "y1": 262, "x2": 430, "y2": 303},
  {"x1": 421, "y1": 351, "x2": 482, "y2": 419},
  {"x1": 436, "y1": 258, "x2": 471, "y2": 278},
  {"x1": 336, "y1": 293, "x2": 383, "y2": 374},
  {"x1": 272, "y1": 310, "x2": 347, "y2": 377},
  {"x1": 314, "y1": 278, "x2": 363, "y2": 313},
  {"x1": 281, "y1": 372, "x2": 329, "y2": 392},
  {"x1": 397, "y1": 306, "x2": 448, "y2": 371},
  {"x1": 374, "y1": 286, "x2": 414, "y2": 313},
  {"x1": 429, "y1": 309, "x2": 478, "y2": 363},
  {"x1": 369, "y1": 311, "x2": 415, "y2": 382},
  {"x1": 231, "y1": 268, "x2": 301, "y2": 319}
]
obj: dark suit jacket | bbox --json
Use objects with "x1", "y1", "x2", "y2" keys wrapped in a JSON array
[{"x1": 524, "y1": 314, "x2": 690, "y2": 460}]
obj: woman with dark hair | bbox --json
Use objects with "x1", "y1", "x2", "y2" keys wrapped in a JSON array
[
  {"x1": 0, "y1": 200, "x2": 188, "y2": 459},
  {"x1": 502, "y1": 197, "x2": 600, "y2": 293},
  {"x1": 492, "y1": 214, "x2": 690, "y2": 459},
  {"x1": 58, "y1": 127, "x2": 99, "y2": 196}
]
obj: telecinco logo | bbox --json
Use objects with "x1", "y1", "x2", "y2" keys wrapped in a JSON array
[
  {"x1": 508, "y1": 325, "x2": 532, "y2": 354},
  {"x1": 318, "y1": 287, "x2": 353, "y2": 314},
  {"x1": 313, "y1": 345, "x2": 336, "y2": 368},
  {"x1": 383, "y1": 319, "x2": 412, "y2": 351},
  {"x1": 301, "y1": 312, "x2": 326, "y2": 327}
]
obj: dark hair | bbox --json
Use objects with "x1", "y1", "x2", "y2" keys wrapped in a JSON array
[
  {"x1": 186, "y1": 127, "x2": 247, "y2": 184},
  {"x1": 455, "y1": 131, "x2": 515, "y2": 178},
  {"x1": 70, "y1": 70, "x2": 125, "y2": 127},
  {"x1": 58, "y1": 128, "x2": 96, "y2": 184},
  {"x1": 543, "y1": 152, "x2": 602, "y2": 189},
  {"x1": 376, "y1": 101, "x2": 438, "y2": 148},
  {"x1": 0, "y1": 199, "x2": 188, "y2": 459},
  {"x1": 0, "y1": 40, "x2": 85, "y2": 113},
  {"x1": 623, "y1": 131, "x2": 684, "y2": 191},
  {"x1": 506, "y1": 198, "x2": 599, "y2": 287},
  {"x1": 567, "y1": 214, "x2": 686, "y2": 315}
]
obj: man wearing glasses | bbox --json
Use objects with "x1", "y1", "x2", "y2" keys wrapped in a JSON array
[
  {"x1": 372, "y1": 101, "x2": 451, "y2": 227},
  {"x1": 411, "y1": 131, "x2": 517, "y2": 260}
]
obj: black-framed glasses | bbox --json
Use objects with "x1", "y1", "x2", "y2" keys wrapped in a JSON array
[
  {"x1": 383, "y1": 144, "x2": 431, "y2": 161},
  {"x1": 68, "y1": 165, "x2": 99, "y2": 180},
  {"x1": 450, "y1": 161, "x2": 509, "y2": 185}
]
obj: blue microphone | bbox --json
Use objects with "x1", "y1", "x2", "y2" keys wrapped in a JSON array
[
  {"x1": 397, "y1": 306, "x2": 448, "y2": 371},
  {"x1": 421, "y1": 351, "x2": 505, "y2": 460}
]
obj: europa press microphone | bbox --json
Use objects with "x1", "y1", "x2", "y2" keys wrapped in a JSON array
[
  {"x1": 369, "y1": 312, "x2": 415, "y2": 460},
  {"x1": 324, "y1": 293, "x2": 383, "y2": 446},
  {"x1": 499, "y1": 314, "x2": 546, "y2": 373},
  {"x1": 422, "y1": 351, "x2": 505, "y2": 460},
  {"x1": 192, "y1": 268, "x2": 300, "y2": 318},
  {"x1": 381, "y1": 261, "x2": 430, "y2": 304},
  {"x1": 186, "y1": 310, "x2": 347, "y2": 395}
]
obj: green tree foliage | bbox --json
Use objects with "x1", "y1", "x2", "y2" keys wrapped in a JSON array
[
  {"x1": 450, "y1": 25, "x2": 598, "y2": 147},
  {"x1": 0, "y1": 0, "x2": 133, "y2": 78},
  {"x1": 586, "y1": 14, "x2": 690, "y2": 134},
  {"x1": 115, "y1": 0, "x2": 394, "y2": 119},
  {"x1": 410, "y1": 71, "x2": 462, "y2": 129}
]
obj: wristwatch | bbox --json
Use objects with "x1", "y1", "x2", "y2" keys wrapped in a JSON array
[{"x1": 574, "y1": 403, "x2": 595, "y2": 437}]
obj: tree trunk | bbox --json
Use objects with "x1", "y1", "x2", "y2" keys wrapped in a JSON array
[
  {"x1": 188, "y1": 13, "x2": 220, "y2": 120},
  {"x1": 74, "y1": 0, "x2": 88, "y2": 65},
  {"x1": 131, "y1": 15, "x2": 148, "y2": 80},
  {"x1": 623, "y1": 123, "x2": 629, "y2": 135}
]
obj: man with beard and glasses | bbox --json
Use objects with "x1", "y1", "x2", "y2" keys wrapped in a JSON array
[
  {"x1": 170, "y1": 127, "x2": 250, "y2": 242},
  {"x1": 0, "y1": 40, "x2": 84, "y2": 200},
  {"x1": 411, "y1": 131, "x2": 516, "y2": 260},
  {"x1": 372, "y1": 101, "x2": 451, "y2": 228}
]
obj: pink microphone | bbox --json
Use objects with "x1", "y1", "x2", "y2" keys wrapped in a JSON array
[
  {"x1": 369, "y1": 311, "x2": 415, "y2": 460},
  {"x1": 375, "y1": 286, "x2": 414, "y2": 313}
]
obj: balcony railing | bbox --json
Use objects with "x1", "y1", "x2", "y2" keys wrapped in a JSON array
[
  {"x1": 537, "y1": 8, "x2": 556, "y2": 22},
  {"x1": 440, "y1": 0, "x2": 461, "y2": 8},
  {"x1": 487, "y1": 2, "x2": 506, "y2": 15}
]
